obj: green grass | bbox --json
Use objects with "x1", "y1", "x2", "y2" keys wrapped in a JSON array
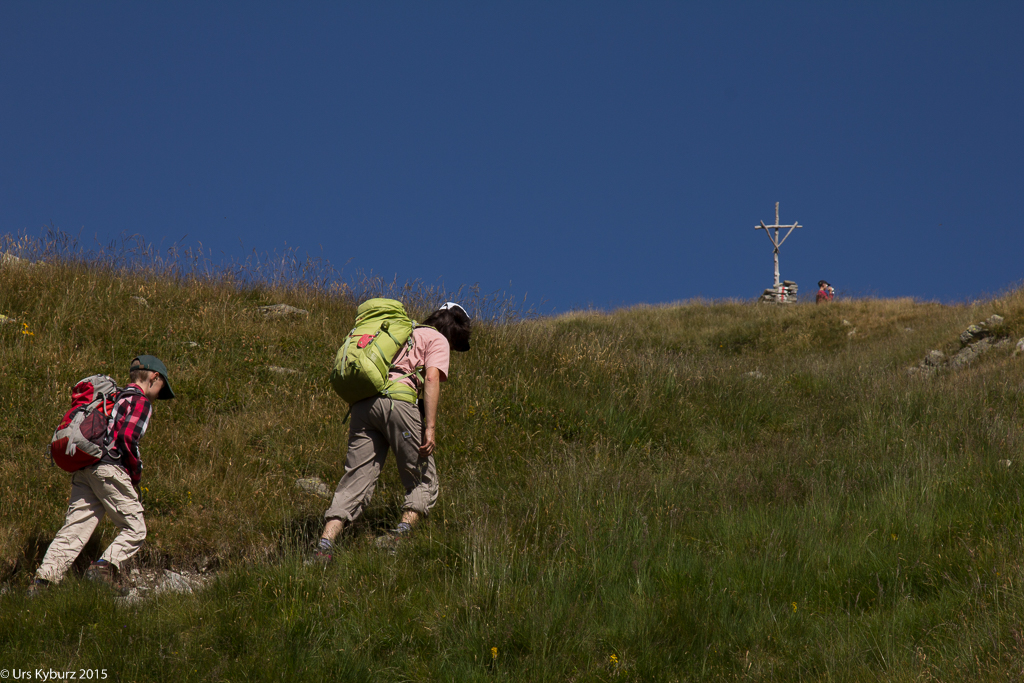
[{"x1": 2, "y1": 235, "x2": 1024, "y2": 680}]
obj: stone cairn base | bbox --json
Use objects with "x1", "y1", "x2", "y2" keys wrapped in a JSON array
[{"x1": 758, "y1": 281, "x2": 798, "y2": 304}]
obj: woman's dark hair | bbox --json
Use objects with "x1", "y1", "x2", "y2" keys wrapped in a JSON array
[{"x1": 422, "y1": 307, "x2": 472, "y2": 352}]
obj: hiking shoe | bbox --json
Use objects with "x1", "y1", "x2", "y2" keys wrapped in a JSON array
[
  {"x1": 373, "y1": 535, "x2": 401, "y2": 554},
  {"x1": 85, "y1": 561, "x2": 127, "y2": 595},
  {"x1": 27, "y1": 578, "x2": 50, "y2": 597},
  {"x1": 304, "y1": 538, "x2": 335, "y2": 566},
  {"x1": 374, "y1": 523, "x2": 412, "y2": 554},
  {"x1": 304, "y1": 548, "x2": 333, "y2": 566}
]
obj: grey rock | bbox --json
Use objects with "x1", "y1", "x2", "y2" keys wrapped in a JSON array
[
  {"x1": 258, "y1": 303, "x2": 308, "y2": 320},
  {"x1": 744, "y1": 370, "x2": 764, "y2": 379},
  {"x1": 0, "y1": 252, "x2": 38, "y2": 268},
  {"x1": 960, "y1": 324, "x2": 988, "y2": 345},
  {"x1": 130, "y1": 296, "x2": 148, "y2": 307},
  {"x1": 951, "y1": 338, "x2": 992, "y2": 368},
  {"x1": 183, "y1": 341, "x2": 200, "y2": 348},
  {"x1": 924, "y1": 350, "x2": 945, "y2": 367},
  {"x1": 842, "y1": 319, "x2": 853, "y2": 327},
  {"x1": 1016, "y1": 338, "x2": 1024, "y2": 355},
  {"x1": 297, "y1": 477, "x2": 333, "y2": 499},
  {"x1": 846, "y1": 328, "x2": 858, "y2": 338},
  {"x1": 114, "y1": 589, "x2": 145, "y2": 607},
  {"x1": 984, "y1": 314, "x2": 1005, "y2": 328},
  {"x1": 155, "y1": 570, "x2": 195, "y2": 595},
  {"x1": 268, "y1": 366, "x2": 300, "y2": 375},
  {"x1": 0, "y1": 313, "x2": 17, "y2": 325}
]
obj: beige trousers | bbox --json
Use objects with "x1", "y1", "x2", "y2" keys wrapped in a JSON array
[
  {"x1": 36, "y1": 464, "x2": 147, "y2": 583},
  {"x1": 325, "y1": 397, "x2": 438, "y2": 523}
]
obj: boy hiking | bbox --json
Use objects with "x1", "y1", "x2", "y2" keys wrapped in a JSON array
[
  {"x1": 30, "y1": 355, "x2": 175, "y2": 594},
  {"x1": 313, "y1": 301, "x2": 472, "y2": 562}
]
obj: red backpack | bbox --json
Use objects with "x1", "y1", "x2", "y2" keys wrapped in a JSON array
[{"x1": 50, "y1": 375, "x2": 124, "y2": 472}]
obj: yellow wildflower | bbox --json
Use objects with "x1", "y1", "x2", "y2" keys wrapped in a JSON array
[{"x1": 491, "y1": 647, "x2": 498, "y2": 660}]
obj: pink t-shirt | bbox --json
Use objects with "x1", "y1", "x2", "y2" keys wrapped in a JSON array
[{"x1": 390, "y1": 327, "x2": 450, "y2": 391}]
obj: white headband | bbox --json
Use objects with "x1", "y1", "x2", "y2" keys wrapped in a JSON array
[{"x1": 439, "y1": 301, "x2": 470, "y2": 319}]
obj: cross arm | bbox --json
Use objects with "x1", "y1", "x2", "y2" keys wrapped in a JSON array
[
  {"x1": 756, "y1": 221, "x2": 781, "y2": 248},
  {"x1": 775, "y1": 222, "x2": 802, "y2": 248}
]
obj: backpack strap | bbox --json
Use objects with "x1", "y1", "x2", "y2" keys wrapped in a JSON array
[
  {"x1": 112, "y1": 384, "x2": 143, "y2": 405},
  {"x1": 103, "y1": 384, "x2": 143, "y2": 460},
  {"x1": 389, "y1": 324, "x2": 435, "y2": 396}
]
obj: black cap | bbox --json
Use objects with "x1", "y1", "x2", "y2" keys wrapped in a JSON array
[{"x1": 130, "y1": 355, "x2": 175, "y2": 400}]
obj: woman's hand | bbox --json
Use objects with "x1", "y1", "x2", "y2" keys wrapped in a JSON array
[
  {"x1": 420, "y1": 426, "x2": 436, "y2": 457},
  {"x1": 420, "y1": 366, "x2": 441, "y2": 458}
]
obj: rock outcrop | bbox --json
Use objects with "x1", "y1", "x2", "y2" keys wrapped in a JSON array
[
  {"x1": 114, "y1": 568, "x2": 210, "y2": 606},
  {"x1": 296, "y1": 477, "x2": 333, "y2": 499},
  {"x1": 909, "y1": 314, "x2": 1012, "y2": 375},
  {"x1": 1, "y1": 252, "x2": 43, "y2": 268},
  {"x1": 258, "y1": 303, "x2": 309, "y2": 320}
]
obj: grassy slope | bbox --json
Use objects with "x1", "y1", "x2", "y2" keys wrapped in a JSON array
[{"x1": 2, "y1": 254, "x2": 1024, "y2": 681}]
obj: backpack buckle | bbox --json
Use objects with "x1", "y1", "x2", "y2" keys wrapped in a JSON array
[{"x1": 357, "y1": 334, "x2": 374, "y2": 349}]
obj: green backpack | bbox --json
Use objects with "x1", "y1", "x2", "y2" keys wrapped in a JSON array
[{"x1": 329, "y1": 298, "x2": 422, "y2": 405}]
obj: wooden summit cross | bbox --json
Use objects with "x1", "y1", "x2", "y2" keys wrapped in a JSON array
[{"x1": 755, "y1": 202, "x2": 802, "y2": 291}]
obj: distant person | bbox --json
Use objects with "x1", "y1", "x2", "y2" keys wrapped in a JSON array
[
  {"x1": 312, "y1": 302, "x2": 472, "y2": 562},
  {"x1": 816, "y1": 280, "x2": 835, "y2": 304},
  {"x1": 30, "y1": 356, "x2": 175, "y2": 595}
]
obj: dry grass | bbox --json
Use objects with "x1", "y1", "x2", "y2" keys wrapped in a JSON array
[{"x1": 3, "y1": 232, "x2": 1024, "y2": 680}]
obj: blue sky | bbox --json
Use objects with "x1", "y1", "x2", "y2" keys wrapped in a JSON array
[{"x1": 3, "y1": 2, "x2": 1022, "y2": 313}]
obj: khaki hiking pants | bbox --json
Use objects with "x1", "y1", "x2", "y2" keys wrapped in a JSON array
[
  {"x1": 325, "y1": 396, "x2": 438, "y2": 524},
  {"x1": 36, "y1": 464, "x2": 146, "y2": 583}
]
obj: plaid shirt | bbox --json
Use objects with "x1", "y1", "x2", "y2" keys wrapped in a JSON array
[{"x1": 100, "y1": 384, "x2": 152, "y2": 484}]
